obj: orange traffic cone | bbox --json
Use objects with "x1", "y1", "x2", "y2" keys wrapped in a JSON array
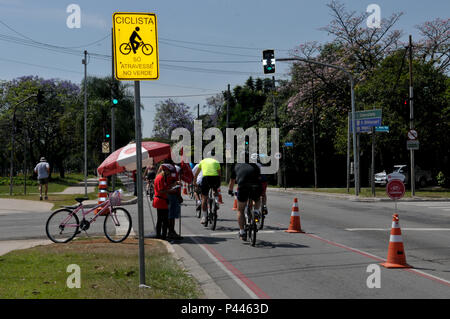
[
  {"x1": 380, "y1": 214, "x2": 412, "y2": 268},
  {"x1": 182, "y1": 182, "x2": 188, "y2": 195},
  {"x1": 232, "y1": 196, "x2": 238, "y2": 211},
  {"x1": 218, "y1": 188, "x2": 224, "y2": 204},
  {"x1": 96, "y1": 177, "x2": 110, "y2": 216},
  {"x1": 285, "y1": 198, "x2": 304, "y2": 233}
]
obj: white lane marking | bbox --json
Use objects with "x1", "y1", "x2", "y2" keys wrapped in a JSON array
[
  {"x1": 210, "y1": 230, "x2": 276, "y2": 236},
  {"x1": 346, "y1": 228, "x2": 450, "y2": 231},
  {"x1": 189, "y1": 235, "x2": 259, "y2": 299}
]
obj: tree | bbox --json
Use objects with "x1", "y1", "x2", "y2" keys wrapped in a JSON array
[
  {"x1": 0, "y1": 76, "x2": 80, "y2": 178},
  {"x1": 415, "y1": 18, "x2": 450, "y2": 72},
  {"x1": 152, "y1": 99, "x2": 194, "y2": 139}
]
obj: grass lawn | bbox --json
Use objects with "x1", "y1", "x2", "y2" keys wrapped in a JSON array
[
  {"x1": 0, "y1": 173, "x2": 97, "y2": 195},
  {"x1": 0, "y1": 238, "x2": 203, "y2": 299}
]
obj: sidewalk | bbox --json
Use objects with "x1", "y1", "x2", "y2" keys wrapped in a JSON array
[
  {"x1": 0, "y1": 239, "x2": 52, "y2": 256},
  {"x1": 0, "y1": 198, "x2": 53, "y2": 214},
  {"x1": 267, "y1": 187, "x2": 450, "y2": 202}
]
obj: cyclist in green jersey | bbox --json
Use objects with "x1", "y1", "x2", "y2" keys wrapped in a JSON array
[{"x1": 193, "y1": 151, "x2": 221, "y2": 225}]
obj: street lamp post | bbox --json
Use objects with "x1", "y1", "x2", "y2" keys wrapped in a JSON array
[
  {"x1": 278, "y1": 57, "x2": 358, "y2": 196},
  {"x1": 82, "y1": 50, "x2": 88, "y2": 197},
  {"x1": 9, "y1": 94, "x2": 37, "y2": 196}
]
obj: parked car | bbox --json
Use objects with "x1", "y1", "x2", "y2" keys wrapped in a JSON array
[{"x1": 374, "y1": 165, "x2": 433, "y2": 187}]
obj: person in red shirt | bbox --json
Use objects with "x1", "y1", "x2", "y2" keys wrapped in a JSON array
[{"x1": 153, "y1": 166, "x2": 171, "y2": 240}]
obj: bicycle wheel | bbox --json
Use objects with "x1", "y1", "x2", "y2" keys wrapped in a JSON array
[
  {"x1": 205, "y1": 194, "x2": 213, "y2": 227},
  {"x1": 246, "y1": 210, "x2": 252, "y2": 243},
  {"x1": 210, "y1": 202, "x2": 217, "y2": 231},
  {"x1": 46, "y1": 208, "x2": 80, "y2": 243},
  {"x1": 251, "y1": 222, "x2": 257, "y2": 246},
  {"x1": 119, "y1": 43, "x2": 132, "y2": 55},
  {"x1": 149, "y1": 185, "x2": 155, "y2": 201},
  {"x1": 141, "y1": 43, "x2": 153, "y2": 55},
  {"x1": 104, "y1": 207, "x2": 132, "y2": 243}
]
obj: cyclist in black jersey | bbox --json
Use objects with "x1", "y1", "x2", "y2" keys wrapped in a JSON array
[{"x1": 228, "y1": 153, "x2": 262, "y2": 240}]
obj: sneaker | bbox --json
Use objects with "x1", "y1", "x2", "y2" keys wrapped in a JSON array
[
  {"x1": 40, "y1": 196, "x2": 43, "y2": 201},
  {"x1": 200, "y1": 217, "x2": 206, "y2": 224},
  {"x1": 239, "y1": 231, "x2": 247, "y2": 241},
  {"x1": 168, "y1": 232, "x2": 183, "y2": 240},
  {"x1": 44, "y1": 196, "x2": 48, "y2": 200}
]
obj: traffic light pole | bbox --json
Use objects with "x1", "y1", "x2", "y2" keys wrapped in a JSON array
[
  {"x1": 278, "y1": 57, "x2": 359, "y2": 195},
  {"x1": 409, "y1": 35, "x2": 416, "y2": 196}
]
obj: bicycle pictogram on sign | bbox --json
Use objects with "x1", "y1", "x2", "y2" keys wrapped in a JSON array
[{"x1": 119, "y1": 27, "x2": 154, "y2": 56}]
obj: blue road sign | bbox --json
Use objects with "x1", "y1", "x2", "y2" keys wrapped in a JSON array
[
  {"x1": 285, "y1": 142, "x2": 293, "y2": 147},
  {"x1": 375, "y1": 126, "x2": 389, "y2": 132}
]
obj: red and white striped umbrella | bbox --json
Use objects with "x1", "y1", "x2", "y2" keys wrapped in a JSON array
[{"x1": 97, "y1": 141, "x2": 172, "y2": 177}]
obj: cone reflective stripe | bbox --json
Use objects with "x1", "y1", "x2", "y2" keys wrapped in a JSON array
[
  {"x1": 96, "y1": 177, "x2": 110, "y2": 215},
  {"x1": 285, "y1": 198, "x2": 304, "y2": 233},
  {"x1": 232, "y1": 195, "x2": 238, "y2": 211},
  {"x1": 380, "y1": 214, "x2": 411, "y2": 268}
]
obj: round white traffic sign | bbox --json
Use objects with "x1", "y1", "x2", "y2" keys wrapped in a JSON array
[{"x1": 407, "y1": 129, "x2": 418, "y2": 140}]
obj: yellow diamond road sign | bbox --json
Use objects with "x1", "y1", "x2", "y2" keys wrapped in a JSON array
[{"x1": 113, "y1": 12, "x2": 159, "y2": 80}]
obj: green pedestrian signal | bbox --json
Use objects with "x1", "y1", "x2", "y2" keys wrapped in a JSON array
[
  {"x1": 263, "y1": 49, "x2": 275, "y2": 74},
  {"x1": 112, "y1": 98, "x2": 118, "y2": 105},
  {"x1": 106, "y1": 133, "x2": 111, "y2": 139}
]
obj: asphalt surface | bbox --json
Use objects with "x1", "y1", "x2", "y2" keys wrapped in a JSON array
[{"x1": 1, "y1": 187, "x2": 449, "y2": 298}]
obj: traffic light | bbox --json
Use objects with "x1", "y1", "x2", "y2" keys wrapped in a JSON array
[
  {"x1": 36, "y1": 89, "x2": 44, "y2": 104},
  {"x1": 262, "y1": 49, "x2": 275, "y2": 74},
  {"x1": 111, "y1": 81, "x2": 119, "y2": 106},
  {"x1": 105, "y1": 132, "x2": 111, "y2": 139}
]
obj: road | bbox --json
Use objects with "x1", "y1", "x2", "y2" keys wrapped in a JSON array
[{"x1": 1, "y1": 188, "x2": 449, "y2": 298}]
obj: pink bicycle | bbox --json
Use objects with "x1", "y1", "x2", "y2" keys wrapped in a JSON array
[{"x1": 45, "y1": 190, "x2": 132, "y2": 243}]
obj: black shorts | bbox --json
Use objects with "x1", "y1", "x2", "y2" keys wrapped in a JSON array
[
  {"x1": 237, "y1": 183, "x2": 262, "y2": 203},
  {"x1": 201, "y1": 176, "x2": 220, "y2": 196},
  {"x1": 38, "y1": 178, "x2": 49, "y2": 185}
]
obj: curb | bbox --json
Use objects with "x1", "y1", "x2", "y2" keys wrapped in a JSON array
[
  {"x1": 158, "y1": 239, "x2": 229, "y2": 299},
  {"x1": 267, "y1": 187, "x2": 450, "y2": 202}
]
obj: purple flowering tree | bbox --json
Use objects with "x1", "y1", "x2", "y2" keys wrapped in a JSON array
[{"x1": 152, "y1": 99, "x2": 194, "y2": 139}]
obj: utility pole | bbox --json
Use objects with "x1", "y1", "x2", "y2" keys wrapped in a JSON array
[
  {"x1": 273, "y1": 76, "x2": 282, "y2": 187},
  {"x1": 347, "y1": 112, "x2": 350, "y2": 193},
  {"x1": 111, "y1": 29, "x2": 116, "y2": 191},
  {"x1": 371, "y1": 105, "x2": 376, "y2": 197},
  {"x1": 226, "y1": 84, "x2": 230, "y2": 181},
  {"x1": 409, "y1": 35, "x2": 416, "y2": 196},
  {"x1": 311, "y1": 78, "x2": 318, "y2": 189},
  {"x1": 9, "y1": 111, "x2": 16, "y2": 196},
  {"x1": 82, "y1": 50, "x2": 88, "y2": 197},
  {"x1": 24, "y1": 129, "x2": 27, "y2": 195}
]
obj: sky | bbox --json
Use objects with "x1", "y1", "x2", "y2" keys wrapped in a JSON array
[{"x1": 0, "y1": 0, "x2": 448, "y2": 139}]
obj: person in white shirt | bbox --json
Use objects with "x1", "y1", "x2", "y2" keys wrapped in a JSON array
[
  {"x1": 34, "y1": 157, "x2": 50, "y2": 200},
  {"x1": 192, "y1": 164, "x2": 203, "y2": 207}
]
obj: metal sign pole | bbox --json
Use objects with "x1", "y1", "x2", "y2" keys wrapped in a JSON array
[{"x1": 134, "y1": 80, "x2": 148, "y2": 289}]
